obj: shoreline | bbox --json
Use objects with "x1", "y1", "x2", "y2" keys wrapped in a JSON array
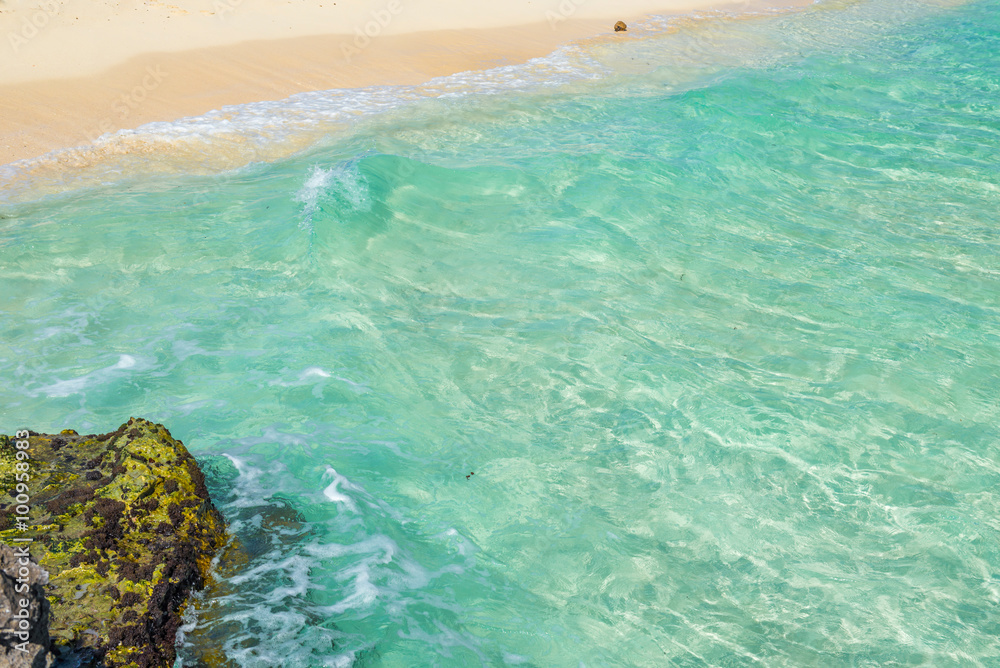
[
  {"x1": 0, "y1": 19, "x2": 610, "y2": 167},
  {"x1": 0, "y1": 0, "x2": 813, "y2": 170}
]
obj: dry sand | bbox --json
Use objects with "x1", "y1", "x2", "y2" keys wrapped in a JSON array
[{"x1": 0, "y1": 0, "x2": 811, "y2": 167}]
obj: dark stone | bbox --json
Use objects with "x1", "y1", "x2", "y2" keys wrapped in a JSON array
[
  {"x1": 0, "y1": 544, "x2": 54, "y2": 668},
  {"x1": 0, "y1": 418, "x2": 229, "y2": 668}
]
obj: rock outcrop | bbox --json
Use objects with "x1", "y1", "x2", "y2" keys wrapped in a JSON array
[
  {"x1": 0, "y1": 544, "x2": 54, "y2": 668},
  {"x1": 0, "y1": 418, "x2": 229, "y2": 668}
]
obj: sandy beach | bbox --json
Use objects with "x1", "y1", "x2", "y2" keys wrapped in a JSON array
[{"x1": 0, "y1": 0, "x2": 811, "y2": 167}]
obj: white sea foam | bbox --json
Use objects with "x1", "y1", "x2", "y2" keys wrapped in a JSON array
[
  {"x1": 178, "y1": 446, "x2": 480, "y2": 666},
  {"x1": 228, "y1": 553, "x2": 315, "y2": 601},
  {"x1": 305, "y1": 533, "x2": 397, "y2": 562},
  {"x1": 115, "y1": 354, "x2": 136, "y2": 368},
  {"x1": 36, "y1": 306, "x2": 94, "y2": 344},
  {"x1": 0, "y1": 0, "x2": 964, "y2": 206},
  {"x1": 295, "y1": 159, "x2": 371, "y2": 233},
  {"x1": 1, "y1": 30, "x2": 608, "y2": 202},
  {"x1": 38, "y1": 353, "x2": 147, "y2": 397},
  {"x1": 171, "y1": 339, "x2": 209, "y2": 361},
  {"x1": 322, "y1": 466, "x2": 360, "y2": 513},
  {"x1": 222, "y1": 453, "x2": 285, "y2": 509},
  {"x1": 295, "y1": 165, "x2": 334, "y2": 229}
]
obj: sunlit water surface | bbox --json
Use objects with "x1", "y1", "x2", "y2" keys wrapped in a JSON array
[{"x1": 2, "y1": 0, "x2": 999, "y2": 665}]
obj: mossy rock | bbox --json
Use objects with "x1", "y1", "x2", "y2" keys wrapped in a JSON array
[{"x1": 0, "y1": 417, "x2": 229, "y2": 668}]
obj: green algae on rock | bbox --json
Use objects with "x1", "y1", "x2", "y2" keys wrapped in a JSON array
[{"x1": 0, "y1": 418, "x2": 229, "y2": 668}]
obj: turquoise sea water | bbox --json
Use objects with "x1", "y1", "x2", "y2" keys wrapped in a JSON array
[{"x1": 3, "y1": 0, "x2": 1000, "y2": 665}]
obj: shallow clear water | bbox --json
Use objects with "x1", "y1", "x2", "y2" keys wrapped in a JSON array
[{"x1": 2, "y1": 0, "x2": 1000, "y2": 665}]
